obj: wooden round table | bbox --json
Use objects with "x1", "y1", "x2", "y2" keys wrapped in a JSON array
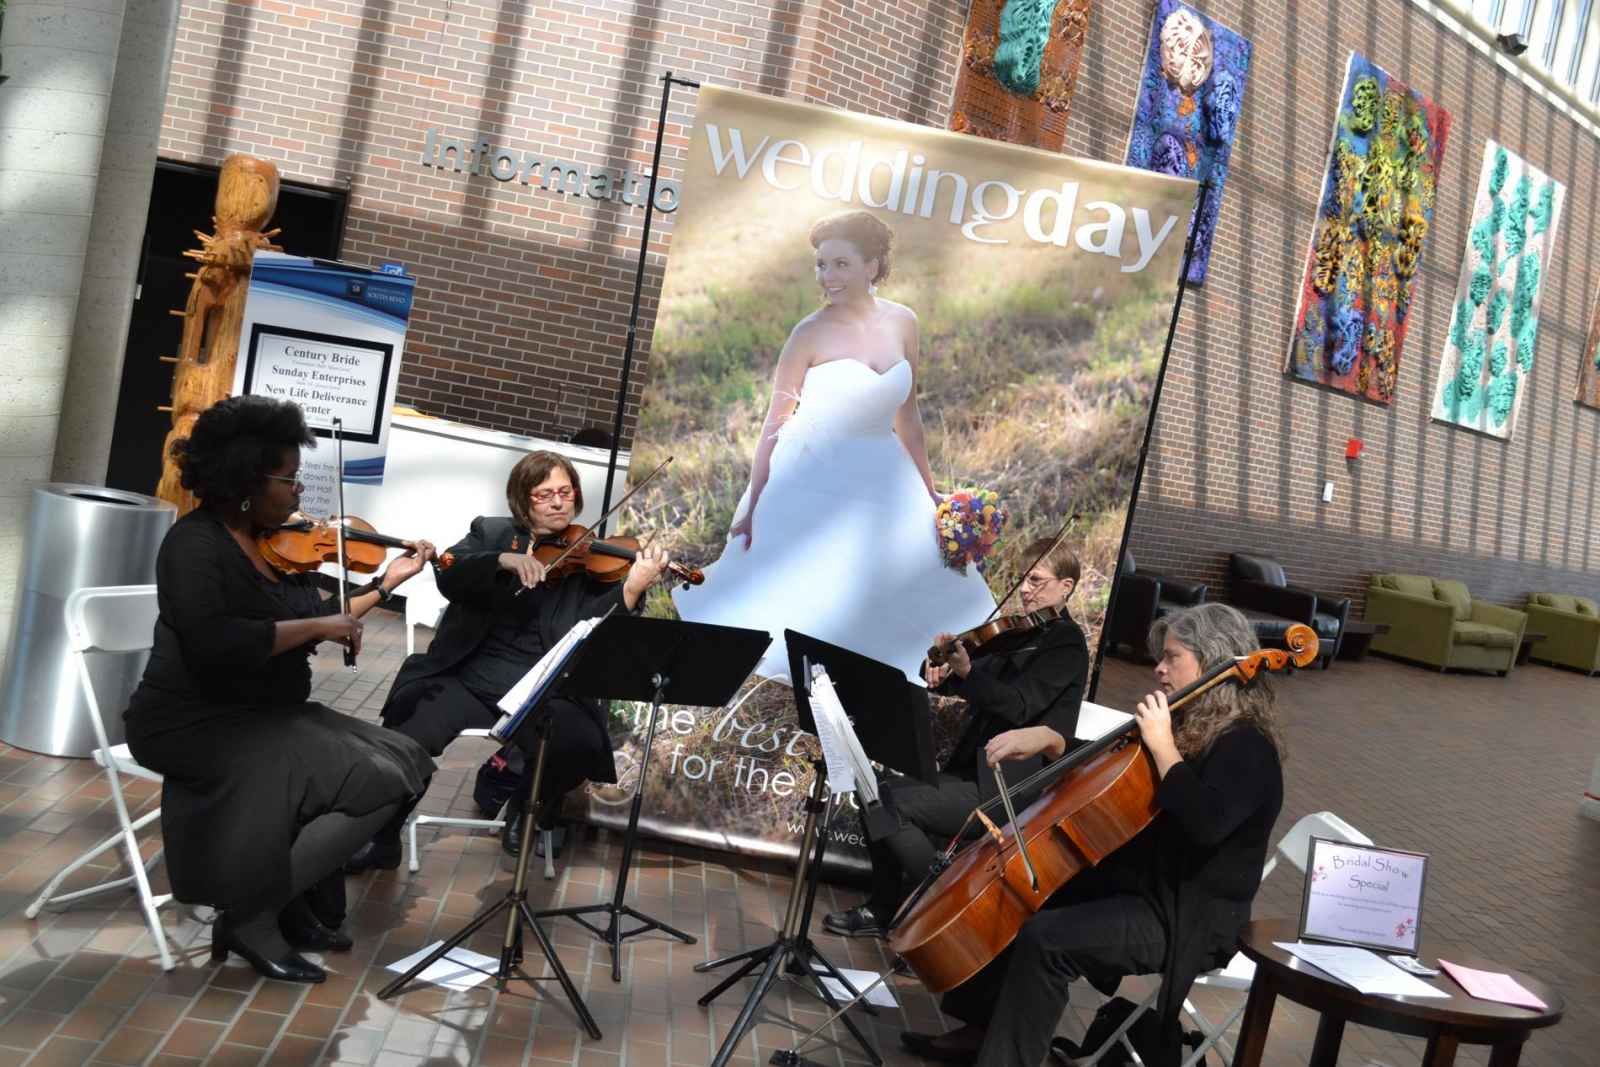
[{"x1": 1230, "y1": 919, "x2": 1564, "y2": 1066}]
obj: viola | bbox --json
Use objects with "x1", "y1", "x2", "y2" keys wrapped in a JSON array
[
  {"x1": 928, "y1": 604, "x2": 1068, "y2": 667},
  {"x1": 530, "y1": 523, "x2": 704, "y2": 588},
  {"x1": 259, "y1": 513, "x2": 417, "y2": 575},
  {"x1": 887, "y1": 624, "x2": 1319, "y2": 994}
]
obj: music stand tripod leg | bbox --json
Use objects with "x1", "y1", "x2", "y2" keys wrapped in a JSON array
[
  {"x1": 378, "y1": 718, "x2": 604, "y2": 1040},
  {"x1": 700, "y1": 764, "x2": 881, "y2": 1067},
  {"x1": 540, "y1": 673, "x2": 697, "y2": 982}
]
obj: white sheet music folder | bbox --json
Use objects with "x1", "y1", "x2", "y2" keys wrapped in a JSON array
[
  {"x1": 491, "y1": 615, "x2": 602, "y2": 742},
  {"x1": 807, "y1": 665, "x2": 879, "y2": 804}
]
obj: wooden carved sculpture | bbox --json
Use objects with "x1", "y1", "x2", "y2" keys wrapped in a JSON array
[{"x1": 154, "y1": 154, "x2": 282, "y2": 514}]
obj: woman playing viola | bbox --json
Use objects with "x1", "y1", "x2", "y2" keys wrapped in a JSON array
[{"x1": 124, "y1": 396, "x2": 437, "y2": 983}]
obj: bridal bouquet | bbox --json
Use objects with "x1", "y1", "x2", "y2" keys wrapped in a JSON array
[{"x1": 935, "y1": 488, "x2": 1007, "y2": 575}]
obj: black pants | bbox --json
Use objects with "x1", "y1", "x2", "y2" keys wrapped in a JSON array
[
  {"x1": 941, "y1": 891, "x2": 1168, "y2": 1067},
  {"x1": 862, "y1": 771, "x2": 981, "y2": 919},
  {"x1": 380, "y1": 675, "x2": 608, "y2": 828}
]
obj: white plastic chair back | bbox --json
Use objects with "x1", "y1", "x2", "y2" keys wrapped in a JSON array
[
  {"x1": 66, "y1": 585, "x2": 159, "y2": 656},
  {"x1": 404, "y1": 574, "x2": 448, "y2": 655},
  {"x1": 1263, "y1": 810, "x2": 1374, "y2": 881}
]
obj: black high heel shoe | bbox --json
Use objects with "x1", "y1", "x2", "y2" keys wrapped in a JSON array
[{"x1": 211, "y1": 916, "x2": 327, "y2": 984}]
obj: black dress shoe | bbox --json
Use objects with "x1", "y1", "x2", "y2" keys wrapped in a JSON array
[
  {"x1": 343, "y1": 837, "x2": 402, "y2": 875},
  {"x1": 822, "y1": 904, "x2": 883, "y2": 939},
  {"x1": 279, "y1": 910, "x2": 353, "y2": 953},
  {"x1": 211, "y1": 918, "x2": 326, "y2": 984},
  {"x1": 501, "y1": 813, "x2": 525, "y2": 857},
  {"x1": 901, "y1": 1025, "x2": 984, "y2": 1064}
]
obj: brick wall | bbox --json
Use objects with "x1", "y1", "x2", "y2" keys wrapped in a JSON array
[{"x1": 157, "y1": 0, "x2": 1600, "y2": 611}]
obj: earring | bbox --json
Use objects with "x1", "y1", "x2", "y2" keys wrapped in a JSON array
[
  {"x1": 240, "y1": 499, "x2": 251, "y2": 513},
  {"x1": 869, "y1": 283, "x2": 878, "y2": 296}
]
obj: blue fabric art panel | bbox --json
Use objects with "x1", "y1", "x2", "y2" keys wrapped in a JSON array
[{"x1": 1124, "y1": 0, "x2": 1251, "y2": 285}]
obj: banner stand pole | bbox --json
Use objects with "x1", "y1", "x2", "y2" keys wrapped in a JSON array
[
  {"x1": 597, "y1": 70, "x2": 701, "y2": 533},
  {"x1": 1089, "y1": 179, "x2": 1212, "y2": 699}
]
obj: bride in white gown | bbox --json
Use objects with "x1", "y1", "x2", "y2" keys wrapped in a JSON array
[{"x1": 673, "y1": 210, "x2": 996, "y2": 683}]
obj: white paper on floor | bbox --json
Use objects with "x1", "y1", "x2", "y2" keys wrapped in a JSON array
[
  {"x1": 385, "y1": 941, "x2": 499, "y2": 991},
  {"x1": 811, "y1": 965, "x2": 899, "y2": 1008}
]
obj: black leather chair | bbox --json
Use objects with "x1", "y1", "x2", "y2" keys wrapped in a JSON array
[
  {"x1": 1105, "y1": 550, "x2": 1208, "y2": 661},
  {"x1": 1226, "y1": 553, "x2": 1351, "y2": 668}
]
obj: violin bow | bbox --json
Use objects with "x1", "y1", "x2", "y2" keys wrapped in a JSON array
[
  {"x1": 512, "y1": 455, "x2": 674, "y2": 596},
  {"x1": 332, "y1": 417, "x2": 356, "y2": 671}
]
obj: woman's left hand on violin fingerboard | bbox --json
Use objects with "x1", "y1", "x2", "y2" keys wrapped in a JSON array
[
  {"x1": 382, "y1": 540, "x2": 436, "y2": 588},
  {"x1": 621, "y1": 543, "x2": 672, "y2": 608},
  {"x1": 932, "y1": 633, "x2": 973, "y2": 679}
]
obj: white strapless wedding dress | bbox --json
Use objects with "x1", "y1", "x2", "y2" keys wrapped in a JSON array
[{"x1": 674, "y1": 358, "x2": 997, "y2": 684}]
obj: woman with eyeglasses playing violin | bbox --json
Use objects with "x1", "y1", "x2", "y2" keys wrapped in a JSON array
[
  {"x1": 822, "y1": 537, "x2": 1090, "y2": 941},
  {"x1": 345, "y1": 451, "x2": 673, "y2": 871},
  {"x1": 124, "y1": 396, "x2": 437, "y2": 983}
]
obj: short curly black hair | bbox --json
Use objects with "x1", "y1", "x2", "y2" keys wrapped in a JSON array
[{"x1": 171, "y1": 396, "x2": 316, "y2": 510}]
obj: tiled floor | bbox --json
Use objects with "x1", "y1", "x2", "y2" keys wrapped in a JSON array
[{"x1": 0, "y1": 608, "x2": 1594, "y2": 1067}]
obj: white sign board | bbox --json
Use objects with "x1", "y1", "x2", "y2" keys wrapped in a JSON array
[
  {"x1": 1298, "y1": 837, "x2": 1428, "y2": 954},
  {"x1": 234, "y1": 253, "x2": 415, "y2": 516}
]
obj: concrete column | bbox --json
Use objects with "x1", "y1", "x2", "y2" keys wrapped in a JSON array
[
  {"x1": 51, "y1": 0, "x2": 181, "y2": 485},
  {"x1": 0, "y1": 0, "x2": 129, "y2": 653}
]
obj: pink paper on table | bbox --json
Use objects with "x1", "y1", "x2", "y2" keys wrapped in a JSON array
[{"x1": 1438, "y1": 960, "x2": 1548, "y2": 1011}]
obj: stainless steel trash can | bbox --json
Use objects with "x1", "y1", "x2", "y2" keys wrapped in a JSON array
[{"x1": 0, "y1": 485, "x2": 175, "y2": 757}]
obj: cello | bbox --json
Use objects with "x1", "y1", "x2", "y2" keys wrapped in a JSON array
[{"x1": 887, "y1": 624, "x2": 1318, "y2": 994}]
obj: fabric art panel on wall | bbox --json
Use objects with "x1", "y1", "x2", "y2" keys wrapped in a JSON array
[
  {"x1": 1578, "y1": 281, "x2": 1600, "y2": 411},
  {"x1": 1432, "y1": 141, "x2": 1564, "y2": 439},
  {"x1": 1284, "y1": 52, "x2": 1451, "y2": 404},
  {"x1": 1124, "y1": 0, "x2": 1251, "y2": 284},
  {"x1": 947, "y1": 0, "x2": 1095, "y2": 151}
]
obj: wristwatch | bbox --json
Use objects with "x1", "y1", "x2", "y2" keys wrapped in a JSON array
[{"x1": 366, "y1": 579, "x2": 394, "y2": 604}]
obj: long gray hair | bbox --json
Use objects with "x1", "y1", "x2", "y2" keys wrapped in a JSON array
[{"x1": 1147, "y1": 603, "x2": 1287, "y2": 761}]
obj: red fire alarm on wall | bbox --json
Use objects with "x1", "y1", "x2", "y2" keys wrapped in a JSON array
[{"x1": 1345, "y1": 438, "x2": 1364, "y2": 460}]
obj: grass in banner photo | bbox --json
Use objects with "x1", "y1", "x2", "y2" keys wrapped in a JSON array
[{"x1": 595, "y1": 86, "x2": 1193, "y2": 860}]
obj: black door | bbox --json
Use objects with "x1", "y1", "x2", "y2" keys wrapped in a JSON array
[{"x1": 106, "y1": 161, "x2": 348, "y2": 495}]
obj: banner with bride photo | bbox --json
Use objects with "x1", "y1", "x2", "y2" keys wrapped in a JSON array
[{"x1": 581, "y1": 86, "x2": 1194, "y2": 868}]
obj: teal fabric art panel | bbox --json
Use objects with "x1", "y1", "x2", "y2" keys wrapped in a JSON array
[{"x1": 1431, "y1": 140, "x2": 1565, "y2": 439}]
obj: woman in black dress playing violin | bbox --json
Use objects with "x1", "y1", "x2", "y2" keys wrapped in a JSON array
[
  {"x1": 822, "y1": 537, "x2": 1089, "y2": 940},
  {"x1": 124, "y1": 396, "x2": 438, "y2": 983}
]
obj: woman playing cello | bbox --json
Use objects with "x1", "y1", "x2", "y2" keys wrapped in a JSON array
[{"x1": 900, "y1": 602, "x2": 1286, "y2": 1067}]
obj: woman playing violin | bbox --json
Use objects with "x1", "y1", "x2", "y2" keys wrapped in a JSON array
[
  {"x1": 823, "y1": 538, "x2": 1089, "y2": 940},
  {"x1": 900, "y1": 602, "x2": 1287, "y2": 1067},
  {"x1": 346, "y1": 451, "x2": 672, "y2": 869},
  {"x1": 124, "y1": 396, "x2": 437, "y2": 983}
]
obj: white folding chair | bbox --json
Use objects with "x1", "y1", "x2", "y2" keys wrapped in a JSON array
[
  {"x1": 405, "y1": 730, "x2": 559, "y2": 880},
  {"x1": 1070, "y1": 811, "x2": 1372, "y2": 1066},
  {"x1": 25, "y1": 585, "x2": 175, "y2": 972}
]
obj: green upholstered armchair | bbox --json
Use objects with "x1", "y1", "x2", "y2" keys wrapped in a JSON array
[
  {"x1": 1524, "y1": 593, "x2": 1600, "y2": 675},
  {"x1": 1365, "y1": 574, "x2": 1526, "y2": 674}
]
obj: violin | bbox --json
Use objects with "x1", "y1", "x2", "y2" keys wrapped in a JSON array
[
  {"x1": 529, "y1": 523, "x2": 704, "y2": 588},
  {"x1": 259, "y1": 513, "x2": 417, "y2": 575},
  {"x1": 928, "y1": 604, "x2": 1068, "y2": 666},
  {"x1": 887, "y1": 624, "x2": 1319, "y2": 995}
]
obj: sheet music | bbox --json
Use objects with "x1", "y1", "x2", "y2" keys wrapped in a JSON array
[
  {"x1": 807, "y1": 666, "x2": 879, "y2": 803},
  {"x1": 491, "y1": 616, "x2": 601, "y2": 741}
]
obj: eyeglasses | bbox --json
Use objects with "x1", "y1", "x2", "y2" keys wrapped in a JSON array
[
  {"x1": 265, "y1": 475, "x2": 305, "y2": 492},
  {"x1": 530, "y1": 486, "x2": 576, "y2": 504},
  {"x1": 1020, "y1": 574, "x2": 1059, "y2": 590}
]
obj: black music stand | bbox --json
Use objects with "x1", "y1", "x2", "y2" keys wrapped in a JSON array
[
  {"x1": 696, "y1": 631, "x2": 935, "y2": 1067},
  {"x1": 539, "y1": 615, "x2": 771, "y2": 981},
  {"x1": 376, "y1": 622, "x2": 605, "y2": 1033}
]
